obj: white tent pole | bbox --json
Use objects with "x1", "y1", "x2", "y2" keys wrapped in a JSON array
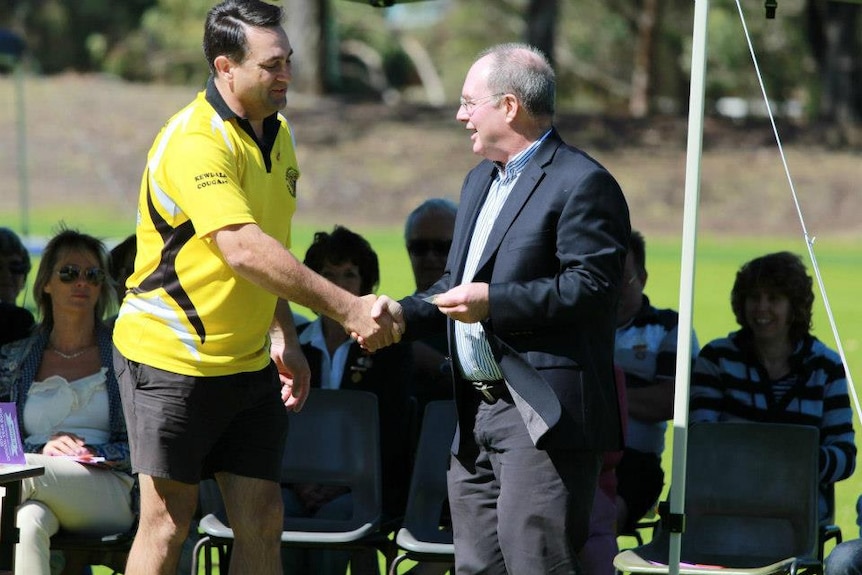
[{"x1": 668, "y1": 0, "x2": 709, "y2": 572}]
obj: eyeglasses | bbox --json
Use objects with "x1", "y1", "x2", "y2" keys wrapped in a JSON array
[
  {"x1": 459, "y1": 92, "x2": 504, "y2": 114},
  {"x1": 407, "y1": 240, "x2": 452, "y2": 258},
  {"x1": 57, "y1": 264, "x2": 106, "y2": 286},
  {"x1": 0, "y1": 260, "x2": 28, "y2": 275}
]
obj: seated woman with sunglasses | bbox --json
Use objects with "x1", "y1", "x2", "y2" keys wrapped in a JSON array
[{"x1": 0, "y1": 227, "x2": 134, "y2": 575}]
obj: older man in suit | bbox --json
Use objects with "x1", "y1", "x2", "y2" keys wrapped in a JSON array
[{"x1": 395, "y1": 43, "x2": 631, "y2": 574}]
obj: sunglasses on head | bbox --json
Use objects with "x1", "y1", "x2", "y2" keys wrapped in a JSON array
[
  {"x1": 57, "y1": 264, "x2": 106, "y2": 286},
  {"x1": 407, "y1": 239, "x2": 452, "y2": 257},
  {"x1": 0, "y1": 260, "x2": 28, "y2": 275}
]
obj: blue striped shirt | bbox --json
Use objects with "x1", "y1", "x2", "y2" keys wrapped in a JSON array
[{"x1": 455, "y1": 130, "x2": 550, "y2": 382}]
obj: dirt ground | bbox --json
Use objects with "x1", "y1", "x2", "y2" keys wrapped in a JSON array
[{"x1": 1, "y1": 73, "x2": 859, "y2": 237}]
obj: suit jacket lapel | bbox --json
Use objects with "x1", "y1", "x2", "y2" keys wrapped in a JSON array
[
  {"x1": 453, "y1": 163, "x2": 496, "y2": 283},
  {"x1": 473, "y1": 131, "x2": 561, "y2": 279}
]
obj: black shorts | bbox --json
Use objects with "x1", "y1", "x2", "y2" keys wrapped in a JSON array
[
  {"x1": 616, "y1": 447, "x2": 664, "y2": 533},
  {"x1": 113, "y1": 346, "x2": 289, "y2": 484}
]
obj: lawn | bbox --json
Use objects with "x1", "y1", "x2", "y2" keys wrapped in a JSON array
[{"x1": 9, "y1": 217, "x2": 862, "y2": 572}]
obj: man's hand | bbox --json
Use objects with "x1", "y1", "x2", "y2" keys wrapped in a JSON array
[
  {"x1": 346, "y1": 294, "x2": 405, "y2": 352},
  {"x1": 431, "y1": 282, "x2": 489, "y2": 323},
  {"x1": 271, "y1": 344, "x2": 311, "y2": 412}
]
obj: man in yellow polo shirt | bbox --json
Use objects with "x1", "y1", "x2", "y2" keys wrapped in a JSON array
[{"x1": 112, "y1": 2, "x2": 402, "y2": 573}]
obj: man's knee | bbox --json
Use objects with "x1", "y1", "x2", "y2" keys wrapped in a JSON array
[
  {"x1": 233, "y1": 496, "x2": 283, "y2": 540},
  {"x1": 217, "y1": 474, "x2": 283, "y2": 538},
  {"x1": 139, "y1": 476, "x2": 200, "y2": 544}
]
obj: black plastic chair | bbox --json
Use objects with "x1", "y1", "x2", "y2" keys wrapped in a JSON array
[
  {"x1": 50, "y1": 521, "x2": 137, "y2": 575},
  {"x1": 191, "y1": 388, "x2": 389, "y2": 574},
  {"x1": 819, "y1": 484, "x2": 843, "y2": 562},
  {"x1": 614, "y1": 422, "x2": 822, "y2": 575},
  {"x1": 618, "y1": 514, "x2": 660, "y2": 548},
  {"x1": 389, "y1": 400, "x2": 456, "y2": 575}
]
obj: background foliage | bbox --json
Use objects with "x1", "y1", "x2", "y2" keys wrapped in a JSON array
[{"x1": 1, "y1": 0, "x2": 859, "y2": 143}]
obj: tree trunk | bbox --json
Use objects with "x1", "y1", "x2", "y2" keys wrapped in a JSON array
[
  {"x1": 629, "y1": 0, "x2": 658, "y2": 117},
  {"x1": 524, "y1": 0, "x2": 558, "y2": 67},
  {"x1": 283, "y1": 0, "x2": 331, "y2": 95},
  {"x1": 808, "y1": 0, "x2": 861, "y2": 147}
]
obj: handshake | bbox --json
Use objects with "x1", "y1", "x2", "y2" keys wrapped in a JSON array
[
  {"x1": 346, "y1": 294, "x2": 406, "y2": 353},
  {"x1": 343, "y1": 282, "x2": 490, "y2": 352}
]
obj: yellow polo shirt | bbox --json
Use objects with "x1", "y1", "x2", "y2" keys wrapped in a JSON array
[{"x1": 114, "y1": 80, "x2": 299, "y2": 376}]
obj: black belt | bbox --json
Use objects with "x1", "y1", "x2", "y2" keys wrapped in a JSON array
[{"x1": 470, "y1": 380, "x2": 508, "y2": 403}]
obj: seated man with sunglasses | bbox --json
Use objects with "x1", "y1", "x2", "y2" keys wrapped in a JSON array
[
  {"x1": 404, "y1": 198, "x2": 458, "y2": 425},
  {"x1": 0, "y1": 227, "x2": 35, "y2": 346},
  {"x1": 0, "y1": 227, "x2": 135, "y2": 574}
]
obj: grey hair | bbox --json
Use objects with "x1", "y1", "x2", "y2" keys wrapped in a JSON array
[
  {"x1": 479, "y1": 42, "x2": 555, "y2": 119},
  {"x1": 404, "y1": 198, "x2": 458, "y2": 238}
]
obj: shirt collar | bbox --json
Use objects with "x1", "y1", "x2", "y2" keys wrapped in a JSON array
[
  {"x1": 298, "y1": 317, "x2": 324, "y2": 348},
  {"x1": 495, "y1": 128, "x2": 552, "y2": 180},
  {"x1": 205, "y1": 75, "x2": 281, "y2": 171},
  {"x1": 204, "y1": 75, "x2": 280, "y2": 130}
]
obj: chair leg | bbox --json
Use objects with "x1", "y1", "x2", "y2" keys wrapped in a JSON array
[
  {"x1": 377, "y1": 539, "x2": 399, "y2": 574},
  {"x1": 389, "y1": 554, "x2": 409, "y2": 575},
  {"x1": 219, "y1": 544, "x2": 231, "y2": 573},
  {"x1": 58, "y1": 551, "x2": 90, "y2": 575},
  {"x1": 191, "y1": 535, "x2": 212, "y2": 575}
]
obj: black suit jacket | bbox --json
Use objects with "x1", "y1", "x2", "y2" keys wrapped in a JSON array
[{"x1": 401, "y1": 129, "x2": 630, "y2": 456}]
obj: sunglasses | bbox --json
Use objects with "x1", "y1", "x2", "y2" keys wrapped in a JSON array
[
  {"x1": 57, "y1": 264, "x2": 106, "y2": 286},
  {"x1": 0, "y1": 260, "x2": 28, "y2": 275},
  {"x1": 407, "y1": 240, "x2": 452, "y2": 258}
]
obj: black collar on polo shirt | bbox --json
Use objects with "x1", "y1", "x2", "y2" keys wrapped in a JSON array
[{"x1": 205, "y1": 75, "x2": 280, "y2": 173}]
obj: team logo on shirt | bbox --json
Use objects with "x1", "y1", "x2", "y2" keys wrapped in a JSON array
[{"x1": 285, "y1": 167, "x2": 298, "y2": 198}]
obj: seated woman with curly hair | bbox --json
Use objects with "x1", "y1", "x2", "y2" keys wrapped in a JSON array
[{"x1": 690, "y1": 251, "x2": 855, "y2": 526}]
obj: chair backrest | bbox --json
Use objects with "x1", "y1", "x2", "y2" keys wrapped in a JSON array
[
  {"x1": 675, "y1": 422, "x2": 820, "y2": 567},
  {"x1": 400, "y1": 400, "x2": 456, "y2": 544},
  {"x1": 280, "y1": 388, "x2": 382, "y2": 532}
]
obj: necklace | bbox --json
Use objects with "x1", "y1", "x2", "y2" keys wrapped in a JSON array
[{"x1": 48, "y1": 345, "x2": 95, "y2": 360}]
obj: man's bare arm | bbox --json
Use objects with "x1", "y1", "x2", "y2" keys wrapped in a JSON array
[
  {"x1": 270, "y1": 299, "x2": 310, "y2": 412},
  {"x1": 212, "y1": 222, "x2": 400, "y2": 351}
]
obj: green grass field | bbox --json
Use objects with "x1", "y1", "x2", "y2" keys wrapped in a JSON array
[{"x1": 7, "y1": 213, "x2": 861, "y2": 572}]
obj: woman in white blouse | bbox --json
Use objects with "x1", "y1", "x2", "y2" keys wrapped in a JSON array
[{"x1": 0, "y1": 227, "x2": 134, "y2": 575}]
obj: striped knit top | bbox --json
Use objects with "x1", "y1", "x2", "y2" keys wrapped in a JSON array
[{"x1": 690, "y1": 330, "x2": 855, "y2": 524}]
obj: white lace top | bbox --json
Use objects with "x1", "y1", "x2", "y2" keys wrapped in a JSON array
[{"x1": 23, "y1": 368, "x2": 111, "y2": 446}]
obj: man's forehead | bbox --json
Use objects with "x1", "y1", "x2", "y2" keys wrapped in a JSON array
[{"x1": 244, "y1": 26, "x2": 291, "y2": 58}]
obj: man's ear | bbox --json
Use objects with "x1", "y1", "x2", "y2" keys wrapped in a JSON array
[
  {"x1": 502, "y1": 94, "x2": 519, "y2": 122},
  {"x1": 213, "y1": 55, "x2": 233, "y2": 80}
]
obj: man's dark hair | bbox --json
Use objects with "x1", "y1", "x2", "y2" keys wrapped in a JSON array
[
  {"x1": 109, "y1": 234, "x2": 137, "y2": 283},
  {"x1": 203, "y1": 0, "x2": 283, "y2": 72},
  {"x1": 0, "y1": 227, "x2": 31, "y2": 276},
  {"x1": 628, "y1": 229, "x2": 646, "y2": 276},
  {"x1": 304, "y1": 226, "x2": 380, "y2": 296}
]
